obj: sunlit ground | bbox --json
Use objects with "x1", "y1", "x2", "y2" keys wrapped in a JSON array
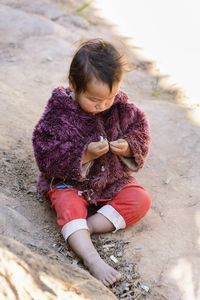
[
  {"x1": 93, "y1": 1, "x2": 200, "y2": 298},
  {"x1": 170, "y1": 211, "x2": 200, "y2": 299},
  {"x1": 94, "y1": 0, "x2": 200, "y2": 125}
]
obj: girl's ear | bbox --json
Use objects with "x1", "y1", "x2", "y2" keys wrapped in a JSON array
[{"x1": 69, "y1": 80, "x2": 75, "y2": 92}]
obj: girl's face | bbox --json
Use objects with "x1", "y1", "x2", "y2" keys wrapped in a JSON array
[{"x1": 70, "y1": 79, "x2": 121, "y2": 114}]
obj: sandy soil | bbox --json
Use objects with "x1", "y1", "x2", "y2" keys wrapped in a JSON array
[{"x1": 0, "y1": 1, "x2": 200, "y2": 299}]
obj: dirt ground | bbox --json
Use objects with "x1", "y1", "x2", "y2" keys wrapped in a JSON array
[{"x1": 0, "y1": 1, "x2": 200, "y2": 299}]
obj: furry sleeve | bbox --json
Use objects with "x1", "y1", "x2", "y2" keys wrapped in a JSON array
[
  {"x1": 32, "y1": 92, "x2": 90, "y2": 179},
  {"x1": 120, "y1": 102, "x2": 150, "y2": 171}
]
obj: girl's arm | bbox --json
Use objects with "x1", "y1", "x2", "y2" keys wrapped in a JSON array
[
  {"x1": 32, "y1": 97, "x2": 90, "y2": 180},
  {"x1": 120, "y1": 103, "x2": 150, "y2": 171}
]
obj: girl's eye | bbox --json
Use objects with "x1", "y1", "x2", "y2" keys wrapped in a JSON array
[{"x1": 89, "y1": 98, "x2": 98, "y2": 102}]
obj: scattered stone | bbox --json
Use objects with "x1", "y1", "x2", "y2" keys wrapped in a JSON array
[
  {"x1": 49, "y1": 235, "x2": 147, "y2": 299},
  {"x1": 110, "y1": 255, "x2": 119, "y2": 264},
  {"x1": 27, "y1": 186, "x2": 36, "y2": 194},
  {"x1": 46, "y1": 56, "x2": 53, "y2": 61},
  {"x1": 103, "y1": 243, "x2": 115, "y2": 249},
  {"x1": 117, "y1": 251, "x2": 122, "y2": 257},
  {"x1": 163, "y1": 176, "x2": 172, "y2": 184},
  {"x1": 138, "y1": 283, "x2": 150, "y2": 293}
]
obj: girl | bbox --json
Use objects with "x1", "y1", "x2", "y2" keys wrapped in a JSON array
[{"x1": 32, "y1": 39, "x2": 151, "y2": 286}]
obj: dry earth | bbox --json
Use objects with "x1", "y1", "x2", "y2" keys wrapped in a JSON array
[{"x1": 0, "y1": 1, "x2": 200, "y2": 299}]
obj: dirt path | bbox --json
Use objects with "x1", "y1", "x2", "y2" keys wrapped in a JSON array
[{"x1": 0, "y1": 1, "x2": 200, "y2": 299}]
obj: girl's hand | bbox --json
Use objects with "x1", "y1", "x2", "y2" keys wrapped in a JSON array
[
  {"x1": 82, "y1": 140, "x2": 109, "y2": 163},
  {"x1": 110, "y1": 139, "x2": 132, "y2": 157}
]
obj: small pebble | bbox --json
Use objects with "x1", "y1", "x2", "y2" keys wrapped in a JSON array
[
  {"x1": 163, "y1": 176, "x2": 172, "y2": 184},
  {"x1": 110, "y1": 255, "x2": 119, "y2": 263},
  {"x1": 46, "y1": 56, "x2": 52, "y2": 61},
  {"x1": 102, "y1": 243, "x2": 115, "y2": 249},
  {"x1": 138, "y1": 283, "x2": 150, "y2": 293}
]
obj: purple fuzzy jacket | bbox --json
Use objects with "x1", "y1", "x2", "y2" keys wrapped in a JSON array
[{"x1": 32, "y1": 87, "x2": 150, "y2": 204}]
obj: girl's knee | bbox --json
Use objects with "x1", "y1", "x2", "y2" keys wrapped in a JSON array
[
  {"x1": 141, "y1": 190, "x2": 151, "y2": 213},
  {"x1": 86, "y1": 218, "x2": 94, "y2": 234},
  {"x1": 135, "y1": 190, "x2": 151, "y2": 220},
  {"x1": 125, "y1": 190, "x2": 151, "y2": 226}
]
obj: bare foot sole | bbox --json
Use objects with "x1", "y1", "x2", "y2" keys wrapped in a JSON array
[{"x1": 84, "y1": 255, "x2": 121, "y2": 286}]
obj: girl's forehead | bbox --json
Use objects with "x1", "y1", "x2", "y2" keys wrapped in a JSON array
[{"x1": 86, "y1": 80, "x2": 121, "y2": 99}]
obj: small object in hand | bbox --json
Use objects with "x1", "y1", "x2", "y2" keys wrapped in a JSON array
[
  {"x1": 99, "y1": 135, "x2": 104, "y2": 142},
  {"x1": 101, "y1": 165, "x2": 105, "y2": 172}
]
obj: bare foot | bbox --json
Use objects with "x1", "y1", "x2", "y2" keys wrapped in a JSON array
[{"x1": 84, "y1": 254, "x2": 121, "y2": 286}]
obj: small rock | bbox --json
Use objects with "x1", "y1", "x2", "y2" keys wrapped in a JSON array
[
  {"x1": 102, "y1": 243, "x2": 115, "y2": 249},
  {"x1": 134, "y1": 247, "x2": 141, "y2": 250},
  {"x1": 138, "y1": 283, "x2": 150, "y2": 293},
  {"x1": 46, "y1": 56, "x2": 52, "y2": 61},
  {"x1": 27, "y1": 187, "x2": 36, "y2": 194},
  {"x1": 163, "y1": 176, "x2": 172, "y2": 184},
  {"x1": 121, "y1": 282, "x2": 130, "y2": 292},
  {"x1": 110, "y1": 255, "x2": 119, "y2": 263},
  {"x1": 57, "y1": 245, "x2": 65, "y2": 252}
]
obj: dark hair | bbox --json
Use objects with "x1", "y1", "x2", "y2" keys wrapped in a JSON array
[{"x1": 68, "y1": 39, "x2": 126, "y2": 94}]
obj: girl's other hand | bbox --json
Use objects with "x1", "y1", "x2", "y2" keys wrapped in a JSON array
[
  {"x1": 83, "y1": 140, "x2": 109, "y2": 163},
  {"x1": 110, "y1": 139, "x2": 132, "y2": 157}
]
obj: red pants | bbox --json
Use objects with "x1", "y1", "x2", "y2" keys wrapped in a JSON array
[{"x1": 47, "y1": 182, "x2": 151, "y2": 240}]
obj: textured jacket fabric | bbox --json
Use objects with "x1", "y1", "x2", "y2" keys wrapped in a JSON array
[{"x1": 32, "y1": 87, "x2": 150, "y2": 204}]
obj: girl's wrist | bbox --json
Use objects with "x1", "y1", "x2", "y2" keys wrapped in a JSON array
[
  {"x1": 82, "y1": 151, "x2": 94, "y2": 164},
  {"x1": 122, "y1": 145, "x2": 132, "y2": 157}
]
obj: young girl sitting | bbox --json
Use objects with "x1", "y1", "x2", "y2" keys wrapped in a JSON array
[{"x1": 32, "y1": 39, "x2": 151, "y2": 286}]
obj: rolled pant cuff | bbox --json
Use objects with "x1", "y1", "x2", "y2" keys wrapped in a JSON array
[
  {"x1": 97, "y1": 204, "x2": 126, "y2": 232},
  {"x1": 61, "y1": 218, "x2": 89, "y2": 241}
]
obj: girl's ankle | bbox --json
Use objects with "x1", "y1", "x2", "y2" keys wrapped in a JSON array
[{"x1": 83, "y1": 251, "x2": 101, "y2": 268}]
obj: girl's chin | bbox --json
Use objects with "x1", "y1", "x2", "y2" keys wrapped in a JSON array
[
  {"x1": 83, "y1": 109, "x2": 105, "y2": 114},
  {"x1": 85, "y1": 110, "x2": 99, "y2": 114}
]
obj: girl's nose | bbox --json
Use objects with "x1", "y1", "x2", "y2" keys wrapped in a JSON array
[
  {"x1": 95, "y1": 104, "x2": 105, "y2": 110},
  {"x1": 95, "y1": 101, "x2": 107, "y2": 111}
]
